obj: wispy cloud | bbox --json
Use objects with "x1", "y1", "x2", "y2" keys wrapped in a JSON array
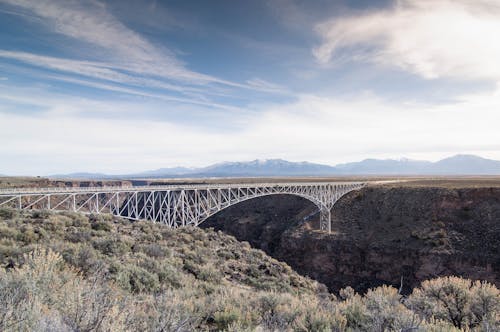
[
  {"x1": 0, "y1": 50, "x2": 228, "y2": 98},
  {"x1": 313, "y1": 0, "x2": 500, "y2": 81},
  {"x1": 0, "y1": 0, "x2": 263, "y2": 97},
  {"x1": 44, "y1": 75, "x2": 244, "y2": 112},
  {"x1": 246, "y1": 78, "x2": 290, "y2": 94},
  {"x1": 0, "y1": 0, "x2": 212, "y2": 83}
]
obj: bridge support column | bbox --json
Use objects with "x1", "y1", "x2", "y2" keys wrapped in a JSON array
[{"x1": 319, "y1": 207, "x2": 331, "y2": 233}]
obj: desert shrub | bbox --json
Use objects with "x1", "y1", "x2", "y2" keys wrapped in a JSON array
[
  {"x1": 257, "y1": 292, "x2": 299, "y2": 331},
  {"x1": 217, "y1": 247, "x2": 236, "y2": 260},
  {"x1": 183, "y1": 258, "x2": 200, "y2": 276},
  {"x1": 136, "y1": 243, "x2": 168, "y2": 258},
  {"x1": 337, "y1": 289, "x2": 371, "y2": 330},
  {"x1": 300, "y1": 309, "x2": 334, "y2": 332},
  {"x1": 128, "y1": 291, "x2": 202, "y2": 331},
  {"x1": 469, "y1": 280, "x2": 500, "y2": 329},
  {"x1": 158, "y1": 264, "x2": 183, "y2": 288},
  {"x1": 213, "y1": 307, "x2": 242, "y2": 331},
  {"x1": 115, "y1": 264, "x2": 160, "y2": 293},
  {"x1": 91, "y1": 221, "x2": 112, "y2": 232},
  {"x1": 65, "y1": 229, "x2": 92, "y2": 243},
  {"x1": 0, "y1": 225, "x2": 18, "y2": 239},
  {"x1": 363, "y1": 285, "x2": 418, "y2": 331},
  {"x1": 197, "y1": 265, "x2": 222, "y2": 283},
  {"x1": 16, "y1": 225, "x2": 39, "y2": 244},
  {"x1": 60, "y1": 212, "x2": 90, "y2": 228},
  {"x1": 0, "y1": 248, "x2": 127, "y2": 331},
  {"x1": 66, "y1": 245, "x2": 100, "y2": 274},
  {"x1": 92, "y1": 237, "x2": 130, "y2": 256},
  {"x1": 0, "y1": 208, "x2": 18, "y2": 220},
  {"x1": 31, "y1": 210, "x2": 51, "y2": 219},
  {"x1": 0, "y1": 273, "x2": 41, "y2": 331},
  {"x1": 408, "y1": 276, "x2": 500, "y2": 330},
  {"x1": 185, "y1": 247, "x2": 208, "y2": 265},
  {"x1": 45, "y1": 213, "x2": 73, "y2": 230},
  {"x1": 420, "y1": 319, "x2": 462, "y2": 331}
]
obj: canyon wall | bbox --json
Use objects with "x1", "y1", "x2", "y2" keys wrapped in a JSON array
[{"x1": 202, "y1": 186, "x2": 500, "y2": 293}]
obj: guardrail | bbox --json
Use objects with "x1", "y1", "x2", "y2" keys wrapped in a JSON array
[{"x1": 0, "y1": 181, "x2": 367, "y2": 195}]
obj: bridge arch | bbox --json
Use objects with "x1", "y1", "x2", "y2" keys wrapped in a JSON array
[{"x1": 194, "y1": 191, "x2": 326, "y2": 227}]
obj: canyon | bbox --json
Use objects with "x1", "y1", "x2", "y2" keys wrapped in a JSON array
[{"x1": 202, "y1": 184, "x2": 500, "y2": 294}]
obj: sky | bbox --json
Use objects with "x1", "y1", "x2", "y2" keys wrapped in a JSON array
[{"x1": 1, "y1": 0, "x2": 500, "y2": 175}]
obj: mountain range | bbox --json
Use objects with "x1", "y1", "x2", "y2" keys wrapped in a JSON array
[{"x1": 47, "y1": 154, "x2": 500, "y2": 179}]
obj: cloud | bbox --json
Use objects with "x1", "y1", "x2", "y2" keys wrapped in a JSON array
[
  {"x1": 0, "y1": 0, "x2": 249, "y2": 90},
  {"x1": 246, "y1": 78, "x2": 289, "y2": 94},
  {"x1": 313, "y1": 0, "x2": 500, "y2": 81},
  {"x1": 2, "y1": 82, "x2": 500, "y2": 175},
  {"x1": 1, "y1": 0, "x2": 198, "y2": 82}
]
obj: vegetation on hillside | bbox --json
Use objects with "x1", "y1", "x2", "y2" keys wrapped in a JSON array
[{"x1": 0, "y1": 208, "x2": 498, "y2": 331}]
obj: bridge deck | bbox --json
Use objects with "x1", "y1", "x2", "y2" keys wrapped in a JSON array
[{"x1": 0, "y1": 181, "x2": 364, "y2": 195}]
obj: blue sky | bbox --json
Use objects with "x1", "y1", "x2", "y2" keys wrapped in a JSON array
[{"x1": 1, "y1": 0, "x2": 500, "y2": 175}]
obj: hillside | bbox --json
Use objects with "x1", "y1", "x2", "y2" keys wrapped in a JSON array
[{"x1": 1, "y1": 208, "x2": 498, "y2": 331}]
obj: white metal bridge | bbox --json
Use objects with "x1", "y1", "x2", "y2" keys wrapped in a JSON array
[{"x1": 0, "y1": 182, "x2": 366, "y2": 232}]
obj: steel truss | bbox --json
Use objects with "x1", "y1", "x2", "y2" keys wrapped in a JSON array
[{"x1": 0, "y1": 182, "x2": 365, "y2": 232}]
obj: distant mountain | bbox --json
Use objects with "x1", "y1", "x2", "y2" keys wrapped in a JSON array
[
  {"x1": 335, "y1": 158, "x2": 433, "y2": 175},
  {"x1": 50, "y1": 172, "x2": 112, "y2": 179},
  {"x1": 191, "y1": 159, "x2": 337, "y2": 177},
  {"x1": 430, "y1": 154, "x2": 500, "y2": 175},
  {"x1": 47, "y1": 154, "x2": 500, "y2": 179},
  {"x1": 129, "y1": 167, "x2": 195, "y2": 177},
  {"x1": 335, "y1": 155, "x2": 500, "y2": 175}
]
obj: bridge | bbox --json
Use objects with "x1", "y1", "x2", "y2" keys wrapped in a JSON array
[{"x1": 0, "y1": 182, "x2": 366, "y2": 232}]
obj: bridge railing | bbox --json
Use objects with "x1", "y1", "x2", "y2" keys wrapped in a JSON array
[{"x1": 0, "y1": 181, "x2": 366, "y2": 195}]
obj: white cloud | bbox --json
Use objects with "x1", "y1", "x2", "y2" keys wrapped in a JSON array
[
  {"x1": 2, "y1": 83, "x2": 500, "y2": 175},
  {"x1": 313, "y1": 0, "x2": 500, "y2": 81}
]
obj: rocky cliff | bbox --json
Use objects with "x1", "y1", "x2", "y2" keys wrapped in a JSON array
[{"x1": 202, "y1": 186, "x2": 500, "y2": 294}]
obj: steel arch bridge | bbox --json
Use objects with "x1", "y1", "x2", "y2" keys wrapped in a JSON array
[{"x1": 0, "y1": 182, "x2": 365, "y2": 232}]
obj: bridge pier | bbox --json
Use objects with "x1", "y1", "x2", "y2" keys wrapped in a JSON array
[{"x1": 319, "y1": 207, "x2": 331, "y2": 233}]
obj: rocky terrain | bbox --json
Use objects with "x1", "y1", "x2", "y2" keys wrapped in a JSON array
[{"x1": 202, "y1": 185, "x2": 500, "y2": 294}]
